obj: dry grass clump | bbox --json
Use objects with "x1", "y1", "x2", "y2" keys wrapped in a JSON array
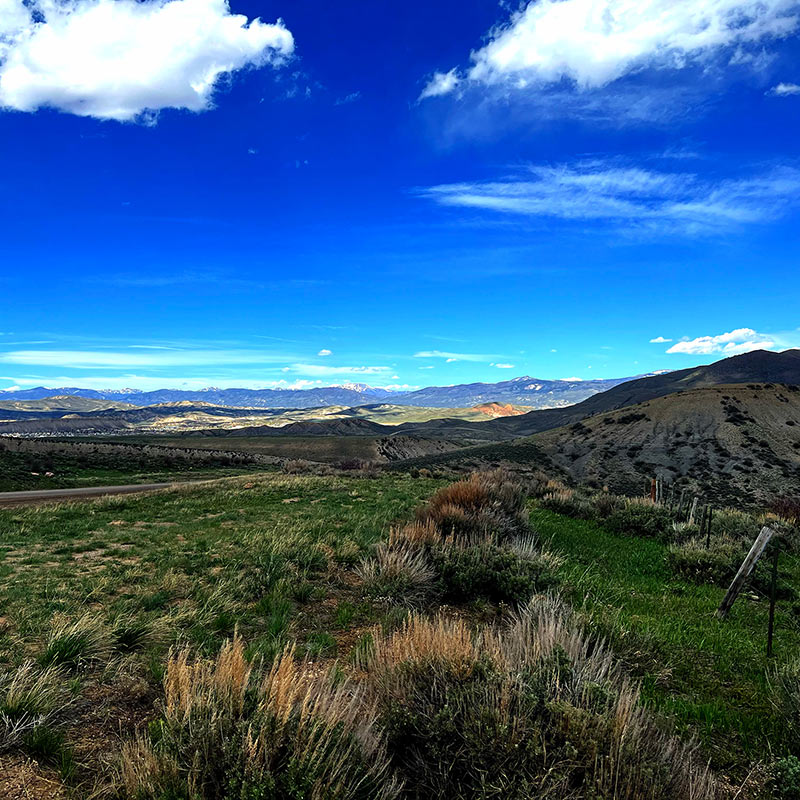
[
  {"x1": 360, "y1": 597, "x2": 717, "y2": 800},
  {"x1": 122, "y1": 634, "x2": 400, "y2": 800},
  {"x1": 355, "y1": 542, "x2": 437, "y2": 605},
  {"x1": 356, "y1": 471, "x2": 559, "y2": 605},
  {"x1": 0, "y1": 661, "x2": 71, "y2": 752}
]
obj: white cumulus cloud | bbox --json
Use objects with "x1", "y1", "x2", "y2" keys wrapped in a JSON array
[
  {"x1": 650, "y1": 336, "x2": 672, "y2": 343},
  {"x1": 424, "y1": 0, "x2": 799, "y2": 97},
  {"x1": 666, "y1": 327, "x2": 775, "y2": 355},
  {"x1": 317, "y1": 348, "x2": 332, "y2": 356},
  {"x1": 0, "y1": 0, "x2": 294, "y2": 121},
  {"x1": 769, "y1": 81, "x2": 800, "y2": 95}
]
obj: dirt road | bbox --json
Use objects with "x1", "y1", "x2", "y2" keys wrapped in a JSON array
[{"x1": 0, "y1": 482, "x2": 181, "y2": 506}]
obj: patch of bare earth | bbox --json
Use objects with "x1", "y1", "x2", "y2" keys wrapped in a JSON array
[{"x1": 0, "y1": 755, "x2": 67, "y2": 800}]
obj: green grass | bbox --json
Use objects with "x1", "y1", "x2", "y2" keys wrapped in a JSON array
[
  {"x1": 0, "y1": 470, "x2": 796, "y2": 792},
  {"x1": 533, "y1": 507, "x2": 800, "y2": 770},
  {"x1": 0, "y1": 473, "x2": 441, "y2": 649}
]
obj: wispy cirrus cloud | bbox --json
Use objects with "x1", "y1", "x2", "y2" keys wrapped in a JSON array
[
  {"x1": 419, "y1": 160, "x2": 800, "y2": 235},
  {"x1": 0, "y1": 349, "x2": 293, "y2": 369},
  {"x1": 413, "y1": 350, "x2": 500, "y2": 362},
  {"x1": 0, "y1": 0, "x2": 293, "y2": 122},
  {"x1": 281, "y1": 364, "x2": 393, "y2": 377}
]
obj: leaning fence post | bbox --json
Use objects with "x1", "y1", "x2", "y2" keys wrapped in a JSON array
[{"x1": 717, "y1": 526, "x2": 777, "y2": 620}]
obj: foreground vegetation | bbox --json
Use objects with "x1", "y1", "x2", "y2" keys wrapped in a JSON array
[{"x1": 0, "y1": 468, "x2": 798, "y2": 798}]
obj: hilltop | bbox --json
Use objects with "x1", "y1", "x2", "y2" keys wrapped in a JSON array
[{"x1": 423, "y1": 348, "x2": 800, "y2": 440}]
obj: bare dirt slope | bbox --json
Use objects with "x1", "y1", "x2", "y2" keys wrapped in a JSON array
[{"x1": 535, "y1": 383, "x2": 800, "y2": 504}]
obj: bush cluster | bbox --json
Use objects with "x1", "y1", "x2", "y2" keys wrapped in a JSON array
[
  {"x1": 356, "y1": 470, "x2": 559, "y2": 605},
  {"x1": 358, "y1": 598, "x2": 717, "y2": 800},
  {"x1": 122, "y1": 636, "x2": 398, "y2": 800},
  {"x1": 124, "y1": 602, "x2": 717, "y2": 800}
]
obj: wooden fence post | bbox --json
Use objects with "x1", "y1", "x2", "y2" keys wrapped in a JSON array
[
  {"x1": 688, "y1": 497, "x2": 699, "y2": 525},
  {"x1": 717, "y1": 526, "x2": 777, "y2": 620},
  {"x1": 678, "y1": 488, "x2": 688, "y2": 516},
  {"x1": 705, "y1": 507, "x2": 713, "y2": 549},
  {"x1": 767, "y1": 542, "x2": 780, "y2": 657}
]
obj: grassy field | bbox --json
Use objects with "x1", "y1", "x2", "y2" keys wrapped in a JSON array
[
  {"x1": 0, "y1": 471, "x2": 797, "y2": 797},
  {"x1": 533, "y1": 508, "x2": 800, "y2": 769}
]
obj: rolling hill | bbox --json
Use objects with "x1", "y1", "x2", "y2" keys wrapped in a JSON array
[
  {"x1": 391, "y1": 383, "x2": 800, "y2": 506},
  {"x1": 537, "y1": 383, "x2": 800, "y2": 502},
  {"x1": 429, "y1": 348, "x2": 800, "y2": 439},
  {"x1": 0, "y1": 399, "x2": 532, "y2": 437}
]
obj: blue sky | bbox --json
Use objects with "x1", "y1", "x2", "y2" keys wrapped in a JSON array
[{"x1": 1, "y1": 0, "x2": 800, "y2": 392}]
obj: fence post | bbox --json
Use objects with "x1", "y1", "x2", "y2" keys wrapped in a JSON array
[
  {"x1": 705, "y1": 507, "x2": 713, "y2": 549},
  {"x1": 688, "y1": 497, "x2": 699, "y2": 525},
  {"x1": 717, "y1": 526, "x2": 777, "y2": 620},
  {"x1": 767, "y1": 542, "x2": 780, "y2": 657}
]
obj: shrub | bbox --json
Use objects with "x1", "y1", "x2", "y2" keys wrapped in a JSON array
[
  {"x1": 356, "y1": 542, "x2": 436, "y2": 605},
  {"x1": 538, "y1": 489, "x2": 593, "y2": 519},
  {"x1": 605, "y1": 503, "x2": 673, "y2": 539},
  {"x1": 774, "y1": 756, "x2": 800, "y2": 800},
  {"x1": 366, "y1": 472, "x2": 554, "y2": 607},
  {"x1": 416, "y1": 470, "x2": 529, "y2": 543},
  {"x1": 122, "y1": 635, "x2": 400, "y2": 800},
  {"x1": 712, "y1": 508, "x2": 761, "y2": 541},
  {"x1": 429, "y1": 541, "x2": 558, "y2": 604},
  {"x1": 668, "y1": 536, "x2": 744, "y2": 585},
  {"x1": 39, "y1": 614, "x2": 112, "y2": 670},
  {"x1": 590, "y1": 491, "x2": 626, "y2": 518},
  {"x1": 772, "y1": 496, "x2": 800, "y2": 525},
  {"x1": 359, "y1": 600, "x2": 717, "y2": 800}
]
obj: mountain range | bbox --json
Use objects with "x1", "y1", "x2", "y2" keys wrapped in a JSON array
[{"x1": 0, "y1": 374, "x2": 643, "y2": 411}]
